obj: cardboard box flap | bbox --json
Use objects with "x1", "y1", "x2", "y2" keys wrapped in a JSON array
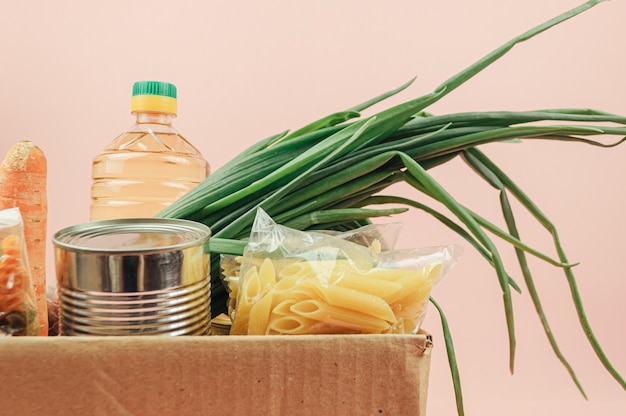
[{"x1": 3, "y1": 334, "x2": 432, "y2": 415}]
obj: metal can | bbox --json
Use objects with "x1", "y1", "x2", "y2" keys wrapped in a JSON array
[{"x1": 52, "y1": 218, "x2": 211, "y2": 336}]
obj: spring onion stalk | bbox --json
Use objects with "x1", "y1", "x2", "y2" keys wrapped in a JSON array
[
  {"x1": 463, "y1": 147, "x2": 625, "y2": 393},
  {"x1": 158, "y1": 1, "x2": 625, "y2": 413},
  {"x1": 430, "y1": 297, "x2": 465, "y2": 416},
  {"x1": 462, "y1": 149, "x2": 588, "y2": 397}
]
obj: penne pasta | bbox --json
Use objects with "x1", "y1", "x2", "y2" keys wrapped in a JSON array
[
  {"x1": 390, "y1": 284, "x2": 432, "y2": 319},
  {"x1": 278, "y1": 259, "x2": 371, "y2": 280},
  {"x1": 229, "y1": 309, "x2": 248, "y2": 335},
  {"x1": 229, "y1": 252, "x2": 443, "y2": 335},
  {"x1": 278, "y1": 261, "x2": 315, "y2": 279},
  {"x1": 384, "y1": 263, "x2": 441, "y2": 304},
  {"x1": 331, "y1": 273, "x2": 403, "y2": 300},
  {"x1": 387, "y1": 318, "x2": 419, "y2": 334},
  {"x1": 239, "y1": 266, "x2": 261, "y2": 304},
  {"x1": 247, "y1": 291, "x2": 274, "y2": 335},
  {"x1": 271, "y1": 299, "x2": 300, "y2": 316},
  {"x1": 267, "y1": 314, "x2": 319, "y2": 335},
  {"x1": 266, "y1": 312, "x2": 362, "y2": 335},
  {"x1": 290, "y1": 299, "x2": 390, "y2": 334},
  {"x1": 303, "y1": 280, "x2": 396, "y2": 323},
  {"x1": 257, "y1": 257, "x2": 277, "y2": 293},
  {"x1": 291, "y1": 281, "x2": 325, "y2": 301},
  {"x1": 273, "y1": 275, "x2": 300, "y2": 290},
  {"x1": 301, "y1": 322, "x2": 361, "y2": 335},
  {"x1": 361, "y1": 267, "x2": 423, "y2": 282},
  {"x1": 272, "y1": 288, "x2": 312, "y2": 307},
  {"x1": 222, "y1": 256, "x2": 242, "y2": 318},
  {"x1": 238, "y1": 258, "x2": 277, "y2": 304},
  {"x1": 230, "y1": 266, "x2": 262, "y2": 335}
]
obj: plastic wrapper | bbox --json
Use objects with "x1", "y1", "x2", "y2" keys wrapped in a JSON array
[
  {"x1": 227, "y1": 209, "x2": 461, "y2": 335},
  {"x1": 221, "y1": 254, "x2": 242, "y2": 319},
  {"x1": 0, "y1": 208, "x2": 39, "y2": 336},
  {"x1": 46, "y1": 285, "x2": 59, "y2": 336}
]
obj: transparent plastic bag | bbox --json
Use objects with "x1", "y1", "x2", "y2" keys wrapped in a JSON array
[
  {"x1": 0, "y1": 208, "x2": 39, "y2": 336},
  {"x1": 46, "y1": 285, "x2": 59, "y2": 336},
  {"x1": 221, "y1": 223, "x2": 403, "y2": 318},
  {"x1": 229, "y1": 208, "x2": 461, "y2": 335},
  {"x1": 221, "y1": 253, "x2": 243, "y2": 318}
]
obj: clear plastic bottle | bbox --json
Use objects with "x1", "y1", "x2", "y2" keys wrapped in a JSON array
[{"x1": 90, "y1": 81, "x2": 210, "y2": 221}]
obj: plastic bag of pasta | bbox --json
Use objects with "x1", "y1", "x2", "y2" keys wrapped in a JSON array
[
  {"x1": 0, "y1": 208, "x2": 39, "y2": 336},
  {"x1": 221, "y1": 222, "x2": 402, "y2": 318},
  {"x1": 229, "y1": 208, "x2": 461, "y2": 335}
]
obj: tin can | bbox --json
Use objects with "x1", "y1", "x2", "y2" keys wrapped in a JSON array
[{"x1": 52, "y1": 218, "x2": 211, "y2": 336}]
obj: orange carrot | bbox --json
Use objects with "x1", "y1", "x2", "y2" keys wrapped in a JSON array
[{"x1": 0, "y1": 140, "x2": 48, "y2": 335}]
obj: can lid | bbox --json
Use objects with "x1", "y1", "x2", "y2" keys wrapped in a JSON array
[
  {"x1": 52, "y1": 218, "x2": 211, "y2": 253},
  {"x1": 131, "y1": 80, "x2": 178, "y2": 115}
]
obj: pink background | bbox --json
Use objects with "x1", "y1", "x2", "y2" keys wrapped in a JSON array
[{"x1": 1, "y1": 0, "x2": 624, "y2": 414}]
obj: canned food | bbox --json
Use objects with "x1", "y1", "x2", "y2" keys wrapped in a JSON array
[{"x1": 53, "y1": 218, "x2": 211, "y2": 336}]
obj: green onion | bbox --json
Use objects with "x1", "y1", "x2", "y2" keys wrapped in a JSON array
[{"x1": 158, "y1": 0, "x2": 625, "y2": 413}]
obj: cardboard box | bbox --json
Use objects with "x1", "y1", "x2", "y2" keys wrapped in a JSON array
[{"x1": 3, "y1": 333, "x2": 432, "y2": 415}]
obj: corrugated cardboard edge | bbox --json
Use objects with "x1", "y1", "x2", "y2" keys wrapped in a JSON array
[{"x1": 2, "y1": 333, "x2": 432, "y2": 416}]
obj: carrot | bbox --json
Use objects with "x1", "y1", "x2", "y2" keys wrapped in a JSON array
[{"x1": 0, "y1": 140, "x2": 48, "y2": 335}]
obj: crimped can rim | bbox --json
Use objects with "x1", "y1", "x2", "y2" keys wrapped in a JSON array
[{"x1": 52, "y1": 218, "x2": 211, "y2": 254}]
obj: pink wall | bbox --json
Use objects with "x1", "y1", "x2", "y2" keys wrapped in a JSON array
[{"x1": 1, "y1": 0, "x2": 624, "y2": 414}]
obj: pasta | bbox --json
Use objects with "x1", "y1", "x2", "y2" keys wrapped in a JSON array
[
  {"x1": 247, "y1": 291, "x2": 274, "y2": 335},
  {"x1": 390, "y1": 286, "x2": 432, "y2": 321},
  {"x1": 220, "y1": 254, "x2": 242, "y2": 279},
  {"x1": 222, "y1": 208, "x2": 463, "y2": 335},
  {"x1": 267, "y1": 314, "x2": 319, "y2": 335},
  {"x1": 279, "y1": 259, "x2": 371, "y2": 278},
  {"x1": 290, "y1": 299, "x2": 391, "y2": 333},
  {"x1": 273, "y1": 286, "x2": 312, "y2": 306},
  {"x1": 387, "y1": 318, "x2": 419, "y2": 334},
  {"x1": 304, "y1": 280, "x2": 397, "y2": 323},
  {"x1": 331, "y1": 273, "x2": 403, "y2": 300},
  {"x1": 229, "y1": 267, "x2": 259, "y2": 335},
  {"x1": 229, "y1": 255, "x2": 443, "y2": 335},
  {"x1": 267, "y1": 313, "x2": 362, "y2": 335},
  {"x1": 221, "y1": 254, "x2": 242, "y2": 317},
  {"x1": 271, "y1": 299, "x2": 299, "y2": 316},
  {"x1": 271, "y1": 274, "x2": 300, "y2": 293},
  {"x1": 384, "y1": 263, "x2": 441, "y2": 304},
  {"x1": 359, "y1": 267, "x2": 426, "y2": 282},
  {"x1": 231, "y1": 258, "x2": 277, "y2": 335}
]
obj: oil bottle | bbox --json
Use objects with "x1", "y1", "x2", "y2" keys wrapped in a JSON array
[{"x1": 90, "y1": 81, "x2": 209, "y2": 220}]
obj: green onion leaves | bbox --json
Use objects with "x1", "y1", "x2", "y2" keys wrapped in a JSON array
[{"x1": 158, "y1": 1, "x2": 624, "y2": 414}]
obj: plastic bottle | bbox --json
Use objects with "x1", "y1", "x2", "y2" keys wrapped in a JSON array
[{"x1": 90, "y1": 81, "x2": 210, "y2": 221}]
